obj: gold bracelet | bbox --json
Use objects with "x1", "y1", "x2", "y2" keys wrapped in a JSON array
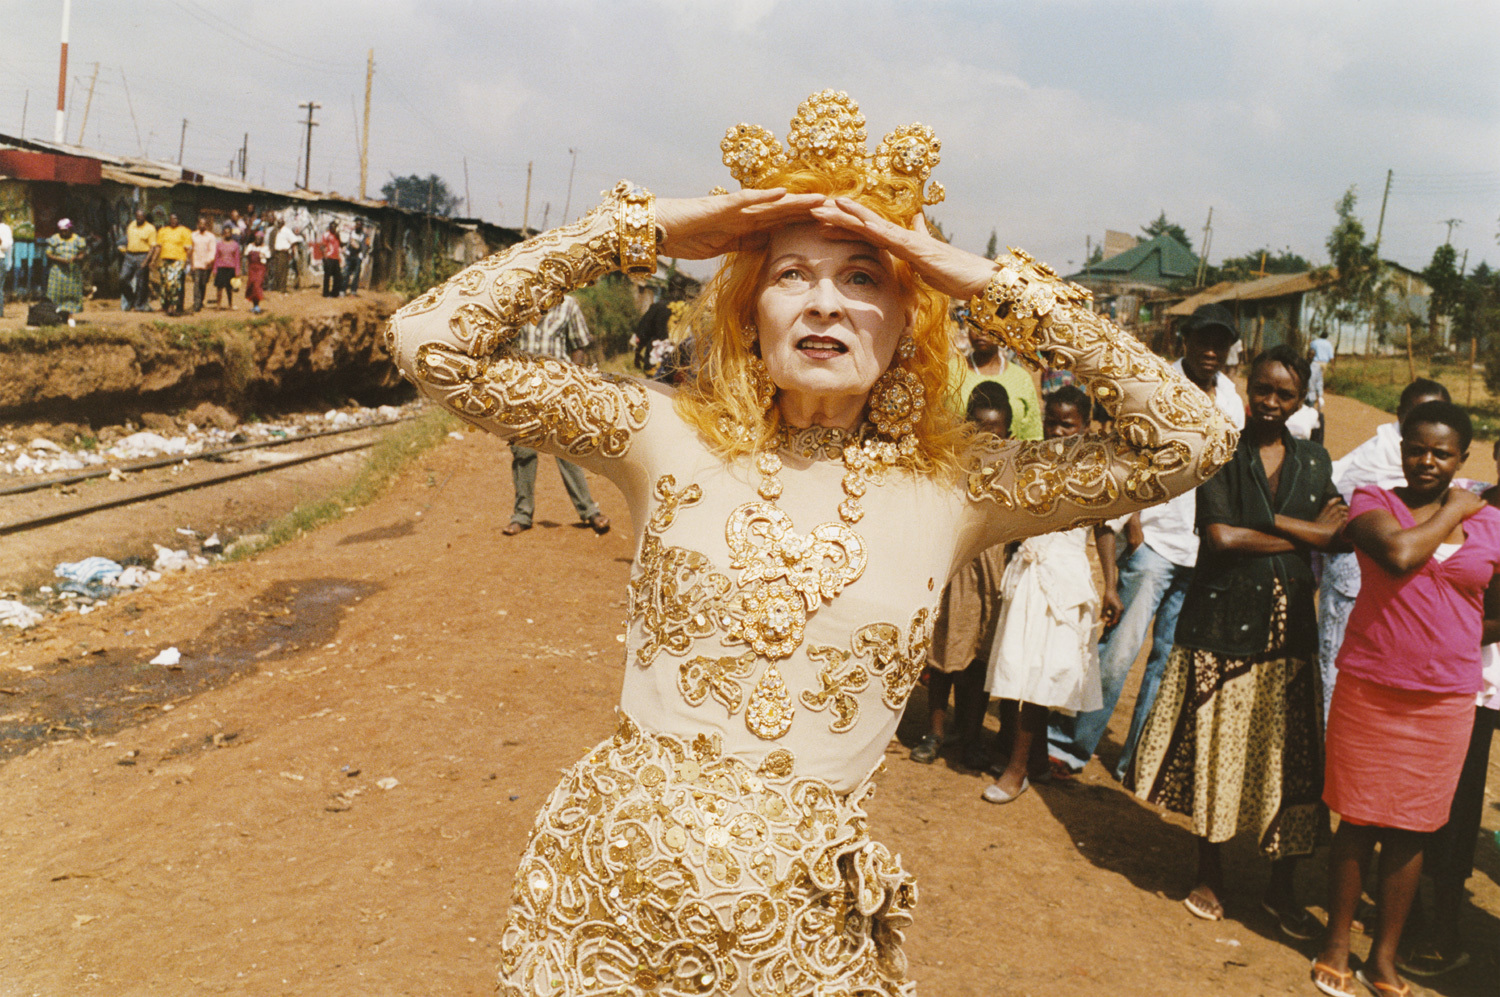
[
  {"x1": 613, "y1": 180, "x2": 659, "y2": 279},
  {"x1": 965, "y1": 247, "x2": 1092, "y2": 366}
]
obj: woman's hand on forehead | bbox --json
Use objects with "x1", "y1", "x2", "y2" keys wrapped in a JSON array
[
  {"x1": 809, "y1": 197, "x2": 997, "y2": 300},
  {"x1": 656, "y1": 189, "x2": 826, "y2": 260}
]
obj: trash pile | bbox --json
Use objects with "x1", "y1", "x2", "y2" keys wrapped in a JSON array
[
  {"x1": 0, "y1": 402, "x2": 414, "y2": 478},
  {"x1": 0, "y1": 540, "x2": 223, "y2": 631}
]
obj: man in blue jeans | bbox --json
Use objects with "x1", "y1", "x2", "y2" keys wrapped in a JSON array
[{"x1": 1047, "y1": 303, "x2": 1247, "y2": 779}]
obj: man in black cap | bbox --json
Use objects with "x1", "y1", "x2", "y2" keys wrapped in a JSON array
[{"x1": 1047, "y1": 303, "x2": 1247, "y2": 780}]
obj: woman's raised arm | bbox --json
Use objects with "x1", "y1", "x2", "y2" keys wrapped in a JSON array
[
  {"x1": 809, "y1": 198, "x2": 1238, "y2": 554},
  {"x1": 384, "y1": 183, "x2": 658, "y2": 474}
]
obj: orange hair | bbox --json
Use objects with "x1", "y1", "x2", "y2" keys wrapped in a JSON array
[{"x1": 672, "y1": 164, "x2": 967, "y2": 479}]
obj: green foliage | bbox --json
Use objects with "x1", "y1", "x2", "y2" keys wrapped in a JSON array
[
  {"x1": 391, "y1": 253, "x2": 462, "y2": 301},
  {"x1": 380, "y1": 174, "x2": 462, "y2": 217},
  {"x1": 1141, "y1": 211, "x2": 1193, "y2": 251},
  {"x1": 1423, "y1": 243, "x2": 1465, "y2": 331},
  {"x1": 1211, "y1": 248, "x2": 1311, "y2": 283},
  {"x1": 226, "y1": 407, "x2": 459, "y2": 561},
  {"x1": 1312, "y1": 186, "x2": 1383, "y2": 338},
  {"x1": 576, "y1": 274, "x2": 643, "y2": 358},
  {"x1": 1086, "y1": 244, "x2": 1104, "y2": 267},
  {"x1": 984, "y1": 229, "x2": 999, "y2": 261}
]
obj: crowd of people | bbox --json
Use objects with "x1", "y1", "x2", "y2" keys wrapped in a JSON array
[
  {"x1": 908, "y1": 304, "x2": 1497, "y2": 997},
  {"x1": 2, "y1": 207, "x2": 373, "y2": 320}
]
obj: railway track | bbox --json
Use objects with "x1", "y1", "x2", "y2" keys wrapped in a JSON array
[{"x1": 0, "y1": 418, "x2": 408, "y2": 537}]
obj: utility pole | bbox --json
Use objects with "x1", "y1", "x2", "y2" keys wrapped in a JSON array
[
  {"x1": 120, "y1": 70, "x2": 143, "y2": 155},
  {"x1": 1373, "y1": 168, "x2": 1393, "y2": 253},
  {"x1": 20, "y1": 88, "x2": 28, "y2": 139},
  {"x1": 359, "y1": 49, "x2": 373, "y2": 200},
  {"x1": 1195, "y1": 206, "x2": 1214, "y2": 286},
  {"x1": 54, "y1": 0, "x2": 71, "y2": 143},
  {"x1": 522, "y1": 161, "x2": 532, "y2": 234},
  {"x1": 1441, "y1": 218, "x2": 1462, "y2": 245},
  {"x1": 239, "y1": 133, "x2": 248, "y2": 180},
  {"x1": 463, "y1": 156, "x2": 471, "y2": 216},
  {"x1": 178, "y1": 118, "x2": 188, "y2": 165},
  {"x1": 298, "y1": 101, "x2": 321, "y2": 190},
  {"x1": 542, "y1": 202, "x2": 550, "y2": 231},
  {"x1": 75, "y1": 62, "x2": 98, "y2": 145},
  {"x1": 563, "y1": 148, "x2": 578, "y2": 224}
]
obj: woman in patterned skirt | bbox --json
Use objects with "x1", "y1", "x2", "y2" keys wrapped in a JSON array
[{"x1": 1130, "y1": 345, "x2": 1344, "y2": 934}]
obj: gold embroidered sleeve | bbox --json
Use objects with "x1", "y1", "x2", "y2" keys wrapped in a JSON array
[
  {"x1": 384, "y1": 193, "x2": 651, "y2": 463},
  {"x1": 962, "y1": 257, "x2": 1237, "y2": 550}
]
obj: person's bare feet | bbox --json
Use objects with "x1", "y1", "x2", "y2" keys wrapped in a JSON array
[
  {"x1": 587, "y1": 513, "x2": 610, "y2": 535},
  {"x1": 502, "y1": 521, "x2": 529, "y2": 536}
]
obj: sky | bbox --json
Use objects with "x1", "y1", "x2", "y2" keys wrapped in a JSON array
[{"x1": 3, "y1": 0, "x2": 1498, "y2": 277}]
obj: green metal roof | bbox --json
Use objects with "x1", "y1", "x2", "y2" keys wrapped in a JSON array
[{"x1": 1073, "y1": 233, "x2": 1200, "y2": 286}]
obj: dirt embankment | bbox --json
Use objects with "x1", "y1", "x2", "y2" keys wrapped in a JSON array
[{"x1": 0, "y1": 291, "x2": 409, "y2": 425}]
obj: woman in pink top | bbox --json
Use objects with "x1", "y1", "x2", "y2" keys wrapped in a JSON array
[
  {"x1": 1312, "y1": 401, "x2": 1500, "y2": 997},
  {"x1": 211, "y1": 223, "x2": 242, "y2": 309}
]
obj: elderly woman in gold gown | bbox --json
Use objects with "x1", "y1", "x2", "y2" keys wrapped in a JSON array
[{"x1": 386, "y1": 90, "x2": 1236, "y2": 997}]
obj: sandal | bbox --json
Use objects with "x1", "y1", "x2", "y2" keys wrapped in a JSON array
[
  {"x1": 909, "y1": 734, "x2": 940, "y2": 764},
  {"x1": 1263, "y1": 899, "x2": 1321, "y2": 941},
  {"x1": 1310, "y1": 959, "x2": 1357, "y2": 997},
  {"x1": 1354, "y1": 968, "x2": 1410, "y2": 997},
  {"x1": 587, "y1": 512, "x2": 611, "y2": 535},
  {"x1": 1398, "y1": 946, "x2": 1469, "y2": 978},
  {"x1": 1183, "y1": 885, "x2": 1223, "y2": 922}
]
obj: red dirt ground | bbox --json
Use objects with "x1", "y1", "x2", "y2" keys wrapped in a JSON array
[{"x1": 0, "y1": 389, "x2": 1495, "y2": 997}]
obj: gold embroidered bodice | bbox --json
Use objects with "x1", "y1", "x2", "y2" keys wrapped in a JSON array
[{"x1": 385, "y1": 191, "x2": 1235, "y2": 792}]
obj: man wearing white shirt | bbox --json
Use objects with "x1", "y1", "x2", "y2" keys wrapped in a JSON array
[
  {"x1": 1308, "y1": 330, "x2": 1335, "y2": 408},
  {"x1": 1048, "y1": 304, "x2": 1247, "y2": 779},
  {"x1": 1315, "y1": 378, "x2": 1451, "y2": 720}
]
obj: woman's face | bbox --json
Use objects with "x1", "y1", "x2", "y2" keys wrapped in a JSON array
[
  {"x1": 1246, "y1": 361, "x2": 1302, "y2": 429},
  {"x1": 1401, "y1": 421, "x2": 1466, "y2": 494},
  {"x1": 754, "y1": 223, "x2": 909, "y2": 411}
]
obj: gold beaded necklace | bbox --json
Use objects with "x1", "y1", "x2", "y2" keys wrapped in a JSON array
[{"x1": 728, "y1": 426, "x2": 907, "y2": 739}]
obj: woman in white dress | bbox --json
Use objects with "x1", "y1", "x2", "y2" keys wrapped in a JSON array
[
  {"x1": 984, "y1": 386, "x2": 1120, "y2": 803},
  {"x1": 385, "y1": 90, "x2": 1234, "y2": 995}
]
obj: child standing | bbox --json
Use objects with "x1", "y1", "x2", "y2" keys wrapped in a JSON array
[
  {"x1": 212, "y1": 224, "x2": 242, "y2": 309},
  {"x1": 912, "y1": 381, "x2": 1013, "y2": 768},
  {"x1": 983, "y1": 386, "x2": 1120, "y2": 803}
]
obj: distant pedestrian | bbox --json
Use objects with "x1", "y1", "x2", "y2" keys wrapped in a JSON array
[
  {"x1": 1308, "y1": 331, "x2": 1335, "y2": 409},
  {"x1": 154, "y1": 213, "x2": 193, "y2": 315},
  {"x1": 319, "y1": 220, "x2": 343, "y2": 297},
  {"x1": 212, "y1": 223, "x2": 242, "y2": 309},
  {"x1": 45, "y1": 218, "x2": 88, "y2": 314},
  {"x1": 502, "y1": 295, "x2": 610, "y2": 537},
  {"x1": 119, "y1": 208, "x2": 155, "y2": 311},
  {"x1": 189, "y1": 216, "x2": 216, "y2": 312},
  {"x1": 343, "y1": 219, "x2": 368, "y2": 295},
  {"x1": 0, "y1": 215, "x2": 11, "y2": 318},
  {"x1": 245, "y1": 229, "x2": 268, "y2": 315},
  {"x1": 270, "y1": 214, "x2": 293, "y2": 292}
]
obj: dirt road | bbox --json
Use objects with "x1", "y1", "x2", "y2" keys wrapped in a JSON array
[{"x1": 0, "y1": 391, "x2": 1495, "y2": 997}]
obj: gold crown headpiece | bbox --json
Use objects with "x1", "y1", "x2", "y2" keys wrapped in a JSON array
[{"x1": 719, "y1": 89, "x2": 944, "y2": 210}]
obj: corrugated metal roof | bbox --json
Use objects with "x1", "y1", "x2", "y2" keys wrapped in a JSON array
[
  {"x1": 1070, "y1": 233, "x2": 1200, "y2": 287},
  {"x1": 1167, "y1": 270, "x2": 1326, "y2": 315}
]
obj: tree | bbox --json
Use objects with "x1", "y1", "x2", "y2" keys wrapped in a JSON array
[
  {"x1": 984, "y1": 229, "x2": 998, "y2": 261},
  {"x1": 1422, "y1": 243, "x2": 1464, "y2": 342},
  {"x1": 1141, "y1": 210, "x2": 1193, "y2": 251},
  {"x1": 1313, "y1": 186, "x2": 1383, "y2": 342},
  {"x1": 1212, "y1": 248, "x2": 1311, "y2": 283},
  {"x1": 380, "y1": 173, "x2": 462, "y2": 217}
]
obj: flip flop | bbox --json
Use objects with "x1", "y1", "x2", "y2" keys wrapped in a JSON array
[
  {"x1": 1183, "y1": 887, "x2": 1223, "y2": 922},
  {"x1": 1310, "y1": 959, "x2": 1358, "y2": 997},
  {"x1": 1262, "y1": 900, "x2": 1321, "y2": 941},
  {"x1": 1354, "y1": 968, "x2": 1410, "y2": 997}
]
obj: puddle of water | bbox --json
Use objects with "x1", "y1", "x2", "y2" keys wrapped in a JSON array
[{"x1": 0, "y1": 577, "x2": 381, "y2": 760}]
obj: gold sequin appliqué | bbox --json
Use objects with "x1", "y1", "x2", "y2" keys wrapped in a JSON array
[
  {"x1": 498, "y1": 713, "x2": 917, "y2": 997},
  {"x1": 629, "y1": 476, "x2": 733, "y2": 668},
  {"x1": 723, "y1": 502, "x2": 868, "y2": 660}
]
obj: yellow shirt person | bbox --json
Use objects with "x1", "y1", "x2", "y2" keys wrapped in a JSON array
[
  {"x1": 155, "y1": 222, "x2": 193, "y2": 262},
  {"x1": 125, "y1": 219, "x2": 156, "y2": 253}
]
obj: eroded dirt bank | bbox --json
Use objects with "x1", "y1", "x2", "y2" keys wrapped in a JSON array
[{"x1": 0, "y1": 291, "x2": 409, "y2": 424}]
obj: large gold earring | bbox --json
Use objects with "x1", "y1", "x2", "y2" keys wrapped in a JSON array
[
  {"x1": 869, "y1": 336, "x2": 924, "y2": 440},
  {"x1": 747, "y1": 353, "x2": 776, "y2": 414}
]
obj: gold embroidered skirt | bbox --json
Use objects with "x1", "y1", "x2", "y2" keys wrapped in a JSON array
[{"x1": 498, "y1": 712, "x2": 918, "y2": 997}]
